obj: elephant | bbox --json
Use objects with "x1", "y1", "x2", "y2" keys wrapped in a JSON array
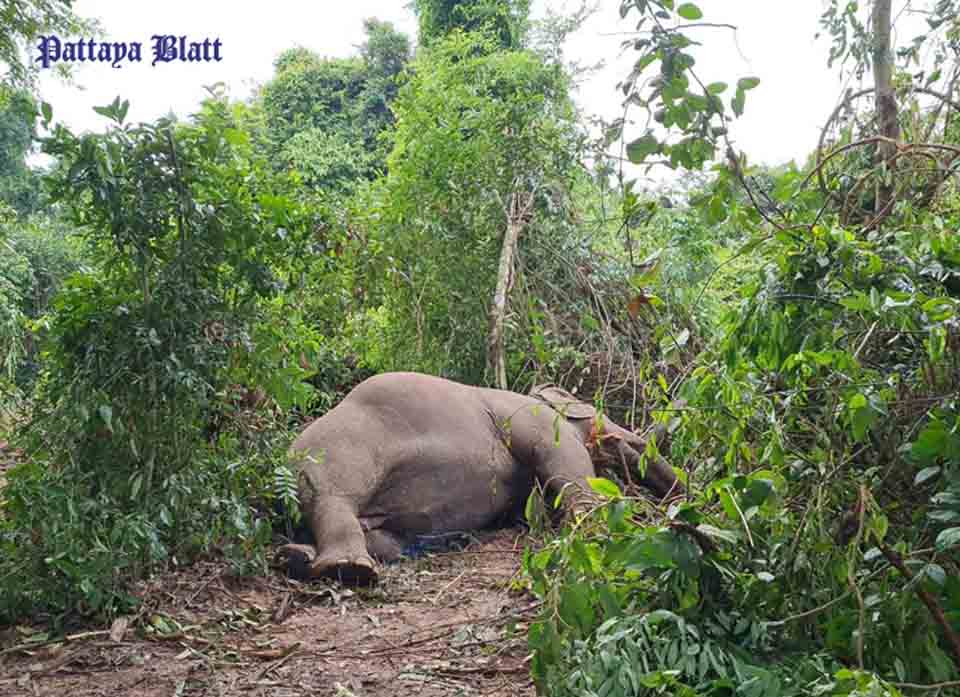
[{"x1": 279, "y1": 372, "x2": 679, "y2": 585}]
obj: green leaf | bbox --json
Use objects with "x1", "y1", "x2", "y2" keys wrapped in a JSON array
[
  {"x1": 718, "y1": 487, "x2": 738, "y2": 519},
  {"x1": 706, "y1": 82, "x2": 728, "y2": 95},
  {"x1": 41, "y1": 101, "x2": 53, "y2": 123},
  {"x1": 922, "y1": 297, "x2": 956, "y2": 321},
  {"x1": 559, "y1": 581, "x2": 595, "y2": 635},
  {"x1": 737, "y1": 77, "x2": 761, "y2": 90},
  {"x1": 580, "y1": 313, "x2": 600, "y2": 332},
  {"x1": 732, "y1": 89, "x2": 745, "y2": 117},
  {"x1": 936, "y1": 527, "x2": 960, "y2": 552},
  {"x1": 707, "y1": 196, "x2": 726, "y2": 224},
  {"x1": 911, "y1": 422, "x2": 951, "y2": 464},
  {"x1": 588, "y1": 477, "x2": 622, "y2": 499},
  {"x1": 849, "y1": 393, "x2": 867, "y2": 410},
  {"x1": 626, "y1": 134, "x2": 661, "y2": 163},
  {"x1": 840, "y1": 292, "x2": 871, "y2": 311},
  {"x1": 696, "y1": 523, "x2": 740, "y2": 545},
  {"x1": 869, "y1": 513, "x2": 888, "y2": 543},
  {"x1": 524, "y1": 491, "x2": 538, "y2": 524},
  {"x1": 926, "y1": 563, "x2": 947, "y2": 585},
  {"x1": 677, "y1": 3, "x2": 703, "y2": 20},
  {"x1": 914, "y1": 466, "x2": 941, "y2": 485},
  {"x1": 848, "y1": 392, "x2": 875, "y2": 442},
  {"x1": 224, "y1": 128, "x2": 249, "y2": 147}
]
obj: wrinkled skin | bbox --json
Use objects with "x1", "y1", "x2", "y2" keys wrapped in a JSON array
[{"x1": 280, "y1": 372, "x2": 678, "y2": 585}]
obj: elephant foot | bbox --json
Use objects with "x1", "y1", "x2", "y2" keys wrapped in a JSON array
[
  {"x1": 277, "y1": 543, "x2": 317, "y2": 581},
  {"x1": 311, "y1": 555, "x2": 379, "y2": 587}
]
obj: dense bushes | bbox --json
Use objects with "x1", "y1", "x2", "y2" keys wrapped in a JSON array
[
  {"x1": 522, "y1": 159, "x2": 960, "y2": 695},
  {"x1": 0, "y1": 97, "x2": 320, "y2": 620},
  {"x1": 0, "y1": 212, "x2": 84, "y2": 396}
]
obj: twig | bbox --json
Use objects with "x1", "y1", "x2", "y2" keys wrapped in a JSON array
[
  {"x1": 764, "y1": 594, "x2": 850, "y2": 628},
  {"x1": 431, "y1": 570, "x2": 466, "y2": 605},
  {"x1": 25, "y1": 647, "x2": 84, "y2": 675},
  {"x1": 891, "y1": 679, "x2": 960, "y2": 691},
  {"x1": 253, "y1": 642, "x2": 301, "y2": 681},
  {"x1": 765, "y1": 560, "x2": 893, "y2": 628},
  {"x1": 847, "y1": 485, "x2": 867, "y2": 671},
  {"x1": 311, "y1": 602, "x2": 543, "y2": 659},
  {"x1": 187, "y1": 569, "x2": 221, "y2": 605},
  {"x1": 0, "y1": 630, "x2": 110, "y2": 656},
  {"x1": 445, "y1": 549, "x2": 521, "y2": 555},
  {"x1": 146, "y1": 631, "x2": 213, "y2": 646},
  {"x1": 879, "y1": 542, "x2": 960, "y2": 668}
]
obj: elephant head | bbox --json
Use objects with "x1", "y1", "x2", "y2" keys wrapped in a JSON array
[{"x1": 530, "y1": 384, "x2": 680, "y2": 499}]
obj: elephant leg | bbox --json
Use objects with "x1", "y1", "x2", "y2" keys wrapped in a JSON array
[
  {"x1": 364, "y1": 528, "x2": 405, "y2": 562},
  {"x1": 301, "y1": 495, "x2": 378, "y2": 586}
]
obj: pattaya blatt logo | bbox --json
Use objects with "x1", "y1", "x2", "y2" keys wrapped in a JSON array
[{"x1": 36, "y1": 35, "x2": 223, "y2": 69}]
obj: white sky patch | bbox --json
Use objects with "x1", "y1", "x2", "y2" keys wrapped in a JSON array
[
  {"x1": 567, "y1": 1, "x2": 848, "y2": 171},
  {"x1": 35, "y1": 1, "x2": 856, "y2": 171}
]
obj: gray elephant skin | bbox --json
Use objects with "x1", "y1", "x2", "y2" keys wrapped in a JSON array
[{"x1": 280, "y1": 371, "x2": 678, "y2": 585}]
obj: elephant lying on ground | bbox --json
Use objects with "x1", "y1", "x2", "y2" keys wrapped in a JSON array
[{"x1": 279, "y1": 372, "x2": 678, "y2": 585}]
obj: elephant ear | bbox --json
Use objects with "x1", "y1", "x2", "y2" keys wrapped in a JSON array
[{"x1": 530, "y1": 384, "x2": 596, "y2": 420}]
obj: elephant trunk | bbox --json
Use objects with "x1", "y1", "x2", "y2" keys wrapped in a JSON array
[{"x1": 600, "y1": 427, "x2": 682, "y2": 500}]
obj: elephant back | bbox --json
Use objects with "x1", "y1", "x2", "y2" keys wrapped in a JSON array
[{"x1": 529, "y1": 384, "x2": 596, "y2": 420}]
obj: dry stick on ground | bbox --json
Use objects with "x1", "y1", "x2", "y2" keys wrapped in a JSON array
[
  {"x1": 878, "y1": 542, "x2": 960, "y2": 668},
  {"x1": 0, "y1": 630, "x2": 111, "y2": 657},
  {"x1": 431, "y1": 570, "x2": 467, "y2": 606},
  {"x1": 252, "y1": 642, "x2": 302, "y2": 682},
  {"x1": 312, "y1": 602, "x2": 543, "y2": 660}
]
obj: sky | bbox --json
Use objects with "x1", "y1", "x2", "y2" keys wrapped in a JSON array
[{"x1": 34, "y1": 1, "x2": 857, "y2": 173}]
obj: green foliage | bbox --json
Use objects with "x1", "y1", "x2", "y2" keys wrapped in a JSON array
[
  {"x1": 281, "y1": 128, "x2": 374, "y2": 196},
  {"x1": 0, "y1": 0, "x2": 91, "y2": 87},
  {"x1": 0, "y1": 96, "x2": 321, "y2": 620},
  {"x1": 0, "y1": 86, "x2": 42, "y2": 214},
  {"x1": 415, "y1": 0, "x2": 531, "y2": 49},
  {"x1": 614, "y1": 0, "x2": 755, "y2": 171},
  {"x1": 0, "y1": 209, "x2": 29, "y2": 402},
  {"x1": 819, "y1": 0, "x2": 958, "y2": 85},
  {"x1": 527, "y1": 16, "x2": 960, "y2": 681},
  {"x1": 0, "y1": 211, "x2": 84, "y2": 394},
  {"x1": 371, "y1": 30, "x2": 581, "y2": 382},
  {"x1": 257, "y1": 19, "x2": 411, "y2": 187},
  {"x1": 523, "y1": 488, "x2": 910, "y2": 696},
  {"x1": 261, "y1": 52, "x2": 367, "y2": 149}
]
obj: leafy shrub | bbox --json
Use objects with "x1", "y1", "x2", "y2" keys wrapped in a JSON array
[
  {"x1": 0, "y1": 212, "x2": 85, "y2": 393},
  {"x1": 524, "y1": 481, "x2": 912, "y2": 697},
  {"x1": 0, "y1": 97, "x2": 321, "y2": 621}
]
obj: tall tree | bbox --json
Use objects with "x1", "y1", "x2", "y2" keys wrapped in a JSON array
[
  {"x1": 257, "y1": 19, "x2": 411, "y2": 193},
  {"x1": 374, "y1": 30, "x2": 580, "y2": 385},
  {"x1": 871, "y1": 0, "x2": 897, "y2": 209},
  {"x1": 0, "y1": 0, "x2": 89, "y2": 87},
  {"x1": 0, "y1": 86, "x2": 40, "y2": 214},
  {"x1": 414, "y1": 0, "x2": 530, "y2": 49}
]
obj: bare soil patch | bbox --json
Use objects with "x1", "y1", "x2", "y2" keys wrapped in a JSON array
[{"x1": 0, "y1": 529, "x2": 538, "y2": 697}]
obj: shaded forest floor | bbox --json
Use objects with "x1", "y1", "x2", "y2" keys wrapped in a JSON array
[{"x1": 0, "y1": 528, "x2": 537, "y2": 696}]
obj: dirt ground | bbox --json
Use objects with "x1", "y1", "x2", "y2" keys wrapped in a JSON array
[{"x1": 0, "y1": 528, "x2": 539, "y2": 697}]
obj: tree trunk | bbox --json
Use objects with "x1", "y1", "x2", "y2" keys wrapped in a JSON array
[
  {"x1": 487, "y1": 189, "x2": 532, "y2": 390},
  {"x1": 872, "y1": 0, "x2": 898, "y2": 210}
]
